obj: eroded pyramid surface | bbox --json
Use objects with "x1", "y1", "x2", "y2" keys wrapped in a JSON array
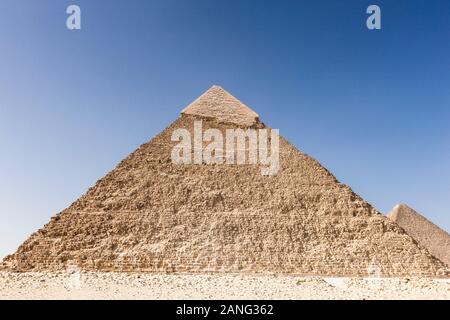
[{"x1": 2, "y1": 87, "x2": 447, "y2": 276}]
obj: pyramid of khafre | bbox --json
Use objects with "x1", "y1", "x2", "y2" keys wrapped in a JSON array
[
  {"x1": 388, "y1": 204, "x2": 450, "y2": 268},
  {"x1": 2, "y1": 86, "x2": 448, "y2": 276}
]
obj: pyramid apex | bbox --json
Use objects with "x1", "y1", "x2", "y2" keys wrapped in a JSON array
[
  {"x1": 387, "y1": 203, "x2": 450, "y2": 267},
  {"x1": 388, "y1": 203, "x2": 410, "y2": 220},
  {"x1": 181, "y1": 85, "x2": 259, "y2": 126}
]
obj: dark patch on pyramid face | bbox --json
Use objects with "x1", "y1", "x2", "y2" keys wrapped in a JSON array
[
  {"x1": 1, "y1": 87, "x2": 448, "y2": 277},
  {"x1": 388, "y1": 204, "x2": 450, "y2": 268}
]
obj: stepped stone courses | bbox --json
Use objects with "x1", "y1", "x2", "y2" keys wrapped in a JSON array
[
  {"x1": 388, "y1": 204, "x2": 450, "y2": 268},
  {"x1": 2, "y1": 86, "x2": 448, "y2": 276}
]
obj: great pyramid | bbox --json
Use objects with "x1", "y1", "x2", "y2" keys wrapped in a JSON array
[
  {"x1": 388, "y1": 204, "x2": 450, "y2": 268},
  {"x1": 2, "y1": 86, "x2": 448, "y2": 276}
]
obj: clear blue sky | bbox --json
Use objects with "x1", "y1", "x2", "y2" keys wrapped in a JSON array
[{"x1": 0, "y1": 0, "x2": 449, "y2": 259}]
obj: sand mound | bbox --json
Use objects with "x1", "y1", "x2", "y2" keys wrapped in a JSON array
[
  {"x1": 1, "y1": 87, "x2": 447, "y2": 277},
  {"x1": 388, "y1": 204, "x2": 450, "y2": 268}
]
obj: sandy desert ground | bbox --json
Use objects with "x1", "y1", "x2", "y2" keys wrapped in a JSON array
[{"x1": 0, "y1": 271, "x2": 449, "y2": 300}]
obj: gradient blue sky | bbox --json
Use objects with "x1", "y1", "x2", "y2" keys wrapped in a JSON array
[{"x1": 0, "y1": 0, "x2": 449, "y2": 259}]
